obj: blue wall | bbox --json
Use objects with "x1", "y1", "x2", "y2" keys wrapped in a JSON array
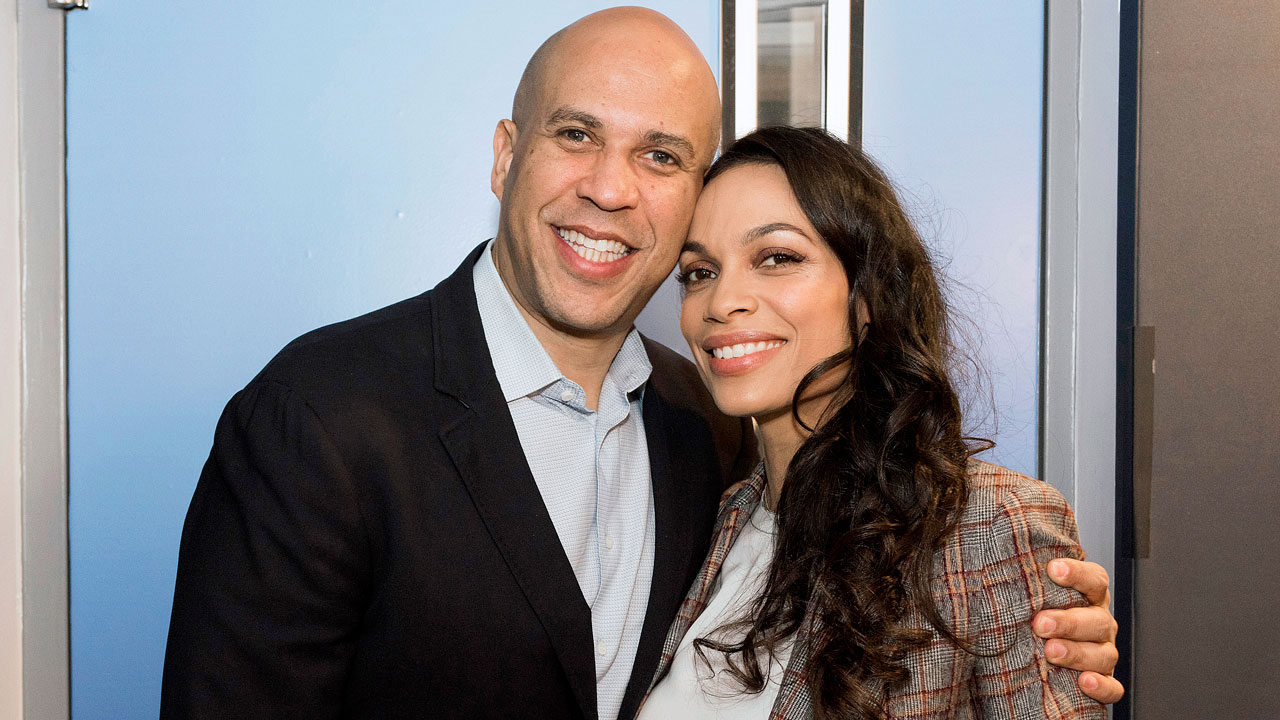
[
  {"x1": 863, "y1": 3, "x2": 1044, "y2": 476},
  {"x1": 66, "y1": 2, "x2": 717, "y2": 716}
]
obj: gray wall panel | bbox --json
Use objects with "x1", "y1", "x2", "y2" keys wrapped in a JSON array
[{"x1": 1133, "y1": 1, "x2": 1280, "y2": 716}]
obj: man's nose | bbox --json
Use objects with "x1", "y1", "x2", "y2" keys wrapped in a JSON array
[{"x1": 576, "y1": 150, "x2": 640, "y2": 211}]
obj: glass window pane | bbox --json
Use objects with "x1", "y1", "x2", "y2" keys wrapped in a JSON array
[
  {"x1": 758, "y1": 1, "x2": 826, "y2": 127},
  {"x1": 862, "y1": 3, "x2": 1045, "y2": 477}
]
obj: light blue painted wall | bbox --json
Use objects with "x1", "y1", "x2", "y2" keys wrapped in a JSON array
[
  {"x1": 862, "y1": 2, "x2": 1044, "y2": 477},
  {"x1": 66, "y1": 2, "x2": 716, "y2": 717}
]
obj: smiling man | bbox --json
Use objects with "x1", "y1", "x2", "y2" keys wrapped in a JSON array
[{"x1": 160, "y1": 8, "x2": 1121, "y2": 720}]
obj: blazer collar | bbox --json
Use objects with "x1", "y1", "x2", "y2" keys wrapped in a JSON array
[
  {"x1": 430, "y1": 241, "x2": 500, "y2": 406},
  {"x1": 641, "y1": 463, "x2": 819, "y2": 718},
  {"x1": 431, "y1": 245, "x2": 742, "y2": 720}
]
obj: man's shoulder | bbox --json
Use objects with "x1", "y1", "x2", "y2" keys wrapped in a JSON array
[
  {"x1": 251, "y1": 290, "x2": 440, "y2": 400},
  {"x1": 640, "y1": 334, "x2": 759, "y2": 486},
  {"x1": 252, "y1": 243, "x2": 491, "y2": 398},
  {"x1": 640, "y1": 336, "x2": 714, "y2": 415}
]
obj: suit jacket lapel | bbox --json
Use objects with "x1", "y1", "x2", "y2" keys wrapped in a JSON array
[
  {"x1": 616, "y1": 356, "x2": 748, "y2": 719},
  {"x1": 432, "y1": 243, "x2": 597, "y2": 720},
  {"x1": 615, "y1": 381, "x2": 690, "y2": 716}
]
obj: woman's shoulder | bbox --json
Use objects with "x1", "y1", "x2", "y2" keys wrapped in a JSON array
[
  {"x1": 958, "y1": 459, "x2": 1076, "y2": 532},
  {"x1": 898, "y1": 462, "x2": 1099, "y2": 720},
  {"x1": 941, "y1": 459, "x2": 1084, "y2": 579}
]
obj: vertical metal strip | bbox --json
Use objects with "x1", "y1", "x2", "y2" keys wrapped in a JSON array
[
  {"x1": 825, "y1": 0, "x2": 851, "y2": 140},
  {"x1": 733, "y1": 0, "x2": 757, "y2": 139},
  {"x1": 17, "y1": 1, "x2": 71, "y2": 718},
  {"x1": 1114, "y1": 0, "x2": 1143, "y2": 716},
  {"x1": 1041, "y1": 0, "x2": 1081, "y2": 504},
  {"x1": 847, "y1": 0, "x2": 864, "y2": 145},
  {"x1": 721, "y1": 0, "x2": 735, "y2": 145}
]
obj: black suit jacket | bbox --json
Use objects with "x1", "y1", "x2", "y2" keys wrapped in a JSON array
[{"x1": 160, "y1": 243, "x2": 757, "y2": 720}]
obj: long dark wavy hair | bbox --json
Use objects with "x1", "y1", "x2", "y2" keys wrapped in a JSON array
[{"x1": 692, "y1": 126, "x2": 989, "y2": 719}]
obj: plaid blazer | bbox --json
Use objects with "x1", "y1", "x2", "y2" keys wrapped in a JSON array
[{"x1": 644, "y1": 460, "x2": 1107, "y2": 719}]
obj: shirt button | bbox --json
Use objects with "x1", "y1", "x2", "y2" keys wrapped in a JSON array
[
  {"x1": 604, "y1": 534, "x2": 614, "y2": 550},
  {"x1": 559, "y1": 389, "x2": 575, "y2": 403},
  {"x1": 596, "y1": 641, "x2": 608, "y2": 657}
]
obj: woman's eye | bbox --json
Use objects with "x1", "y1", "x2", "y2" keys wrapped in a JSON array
[
  {"x1": 759, "y1": 252, "x2": 801, "y2": 267},
  {"x1": 676, "y1": 267, "x2": 716, "y2": 285}
]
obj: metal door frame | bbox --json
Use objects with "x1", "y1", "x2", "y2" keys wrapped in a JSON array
[{"x1": 2, "y1": 2, "x2": 71, "y2": 718}]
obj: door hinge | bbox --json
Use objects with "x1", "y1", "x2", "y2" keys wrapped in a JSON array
[{"x1": 48, "y1": 0, "x2": 89, "y2": 9}]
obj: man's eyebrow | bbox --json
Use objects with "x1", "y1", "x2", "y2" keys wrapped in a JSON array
[
  {"x1": 545, "y1": 106, "x2": 602, "y2": 129},
  {"x1": 644, "y1": 130, "x2": 696, "y2": 161}
]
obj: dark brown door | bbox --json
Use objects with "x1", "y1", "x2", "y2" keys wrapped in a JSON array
[{"x1": 1131, "y1": 1, "x2": 1280, "y2": 716}]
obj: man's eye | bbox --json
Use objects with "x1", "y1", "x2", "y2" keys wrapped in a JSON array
[
  {"x1": 561, "y1": 129, "x2": 589, "y2": 143},
  {"x1": 648, "y1": 150, "x2": 676, "y2": 165}
]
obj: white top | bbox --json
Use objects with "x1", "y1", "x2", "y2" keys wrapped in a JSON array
[
  {"x1": 472, "y1": 242, "x2": 656, "y2": 720},
  {"x1": 638, "y1": 503, "x2": 792, "y2": 719}
]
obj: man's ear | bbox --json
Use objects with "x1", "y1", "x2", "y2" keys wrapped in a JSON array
[{"x1": 491, "y1": 119, "x2": 518, "y2": 200}]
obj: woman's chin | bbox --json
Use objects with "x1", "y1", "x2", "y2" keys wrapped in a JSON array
[{"x1": 709, "y1": 390, "x2": 790, "y2": 424}]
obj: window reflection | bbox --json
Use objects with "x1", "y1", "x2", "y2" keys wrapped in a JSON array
[
  {"x1": 758, "y1": 1, "x2": 827, "y2": 127},
  {"x1": 722, "y1": 0, "x2": 856, "y2": 142}
]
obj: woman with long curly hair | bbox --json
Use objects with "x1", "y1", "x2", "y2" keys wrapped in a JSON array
[{"x1": 638, "y1": 126, "x2": 1106, "y2": 719}]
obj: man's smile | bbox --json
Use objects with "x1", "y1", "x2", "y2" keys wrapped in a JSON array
[{"x1": 554, "y1": 225, "x2": 633, "y2": 264}]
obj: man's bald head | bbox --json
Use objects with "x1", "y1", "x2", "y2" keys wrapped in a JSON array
[
  {"x1": 487, "y1": 8, "x2": 724, "y2": 344},
  {"x1": 511, "y1": 7, "x2": 721, "y2": 149}
]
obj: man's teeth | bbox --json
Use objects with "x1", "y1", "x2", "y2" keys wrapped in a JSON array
[
  {"x1": 557, "y1": 227, "x2": 630, "y2": 263},
  {"x1": 710, "y1": 341, "x2": 785, "y2": 360}
]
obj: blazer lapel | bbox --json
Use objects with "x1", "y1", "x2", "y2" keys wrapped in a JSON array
[
  {"x1": 616, "y1": 365, "x2": 751, "y2": 719},
  {"x1": 432, "y1": 243, "x2": 597, "y2": 720}
]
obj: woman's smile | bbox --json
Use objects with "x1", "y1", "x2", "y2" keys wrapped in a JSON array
[{"x1": 701, "y1": 332, "x2": 788, "y2": 376}]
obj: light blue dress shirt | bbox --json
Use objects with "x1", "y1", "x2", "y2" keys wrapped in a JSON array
[{"x1": 473, "y1": 241, "x2": 657, "y2": 720}]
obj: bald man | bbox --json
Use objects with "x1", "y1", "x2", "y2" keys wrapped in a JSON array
[{"x1": 160, "y1": 8, "x2": 1119, "y2": 720}]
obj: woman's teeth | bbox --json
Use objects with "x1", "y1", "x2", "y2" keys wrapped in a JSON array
[
  {"x1": 710, "y1": 340, "x2": 785, "y2": 360},
  {"x1": 557, "y1": 227, "x2": 630, "y2": 263}
]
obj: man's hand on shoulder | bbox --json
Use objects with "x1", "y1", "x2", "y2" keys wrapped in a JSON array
[{"x1": 1034, "y1": 558, "x2": 1124, "y2": 704}]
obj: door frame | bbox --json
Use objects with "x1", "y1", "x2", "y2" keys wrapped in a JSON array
[
  {"x1": 2, "y1": 2, "x2": 71, "y2": 718},
  {"x1": 1041, "y1": 0, "x2": 1121, "y2": 588}
]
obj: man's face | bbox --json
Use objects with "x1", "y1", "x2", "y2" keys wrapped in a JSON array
[{"x1": 490, "y1": 37, "x2": 719, "y2": 340}]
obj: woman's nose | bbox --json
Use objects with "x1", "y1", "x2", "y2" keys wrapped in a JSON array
[{"x1": 704, "y1": 269, "x2": 756, "y2": 322}]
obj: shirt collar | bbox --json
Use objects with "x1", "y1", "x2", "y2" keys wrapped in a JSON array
[
  {"x1": 472, "y1": 240, "x2": 653, "y2": 403},
  {"x1": 611, "y1": 323, "x2": 653, "y2": 398}
]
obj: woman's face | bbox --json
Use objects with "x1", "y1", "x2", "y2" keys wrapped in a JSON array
[{"x1": 679, "y1": 163, "x2": 852, "y2": 425}]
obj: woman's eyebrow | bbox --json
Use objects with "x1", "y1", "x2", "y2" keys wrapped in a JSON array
[
  {"x1": 743, "y1": 222, "x2": 808, "y2": 244},
  {"x1": 681, "y1": 223, "x2": 808, "y2": 255}
]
